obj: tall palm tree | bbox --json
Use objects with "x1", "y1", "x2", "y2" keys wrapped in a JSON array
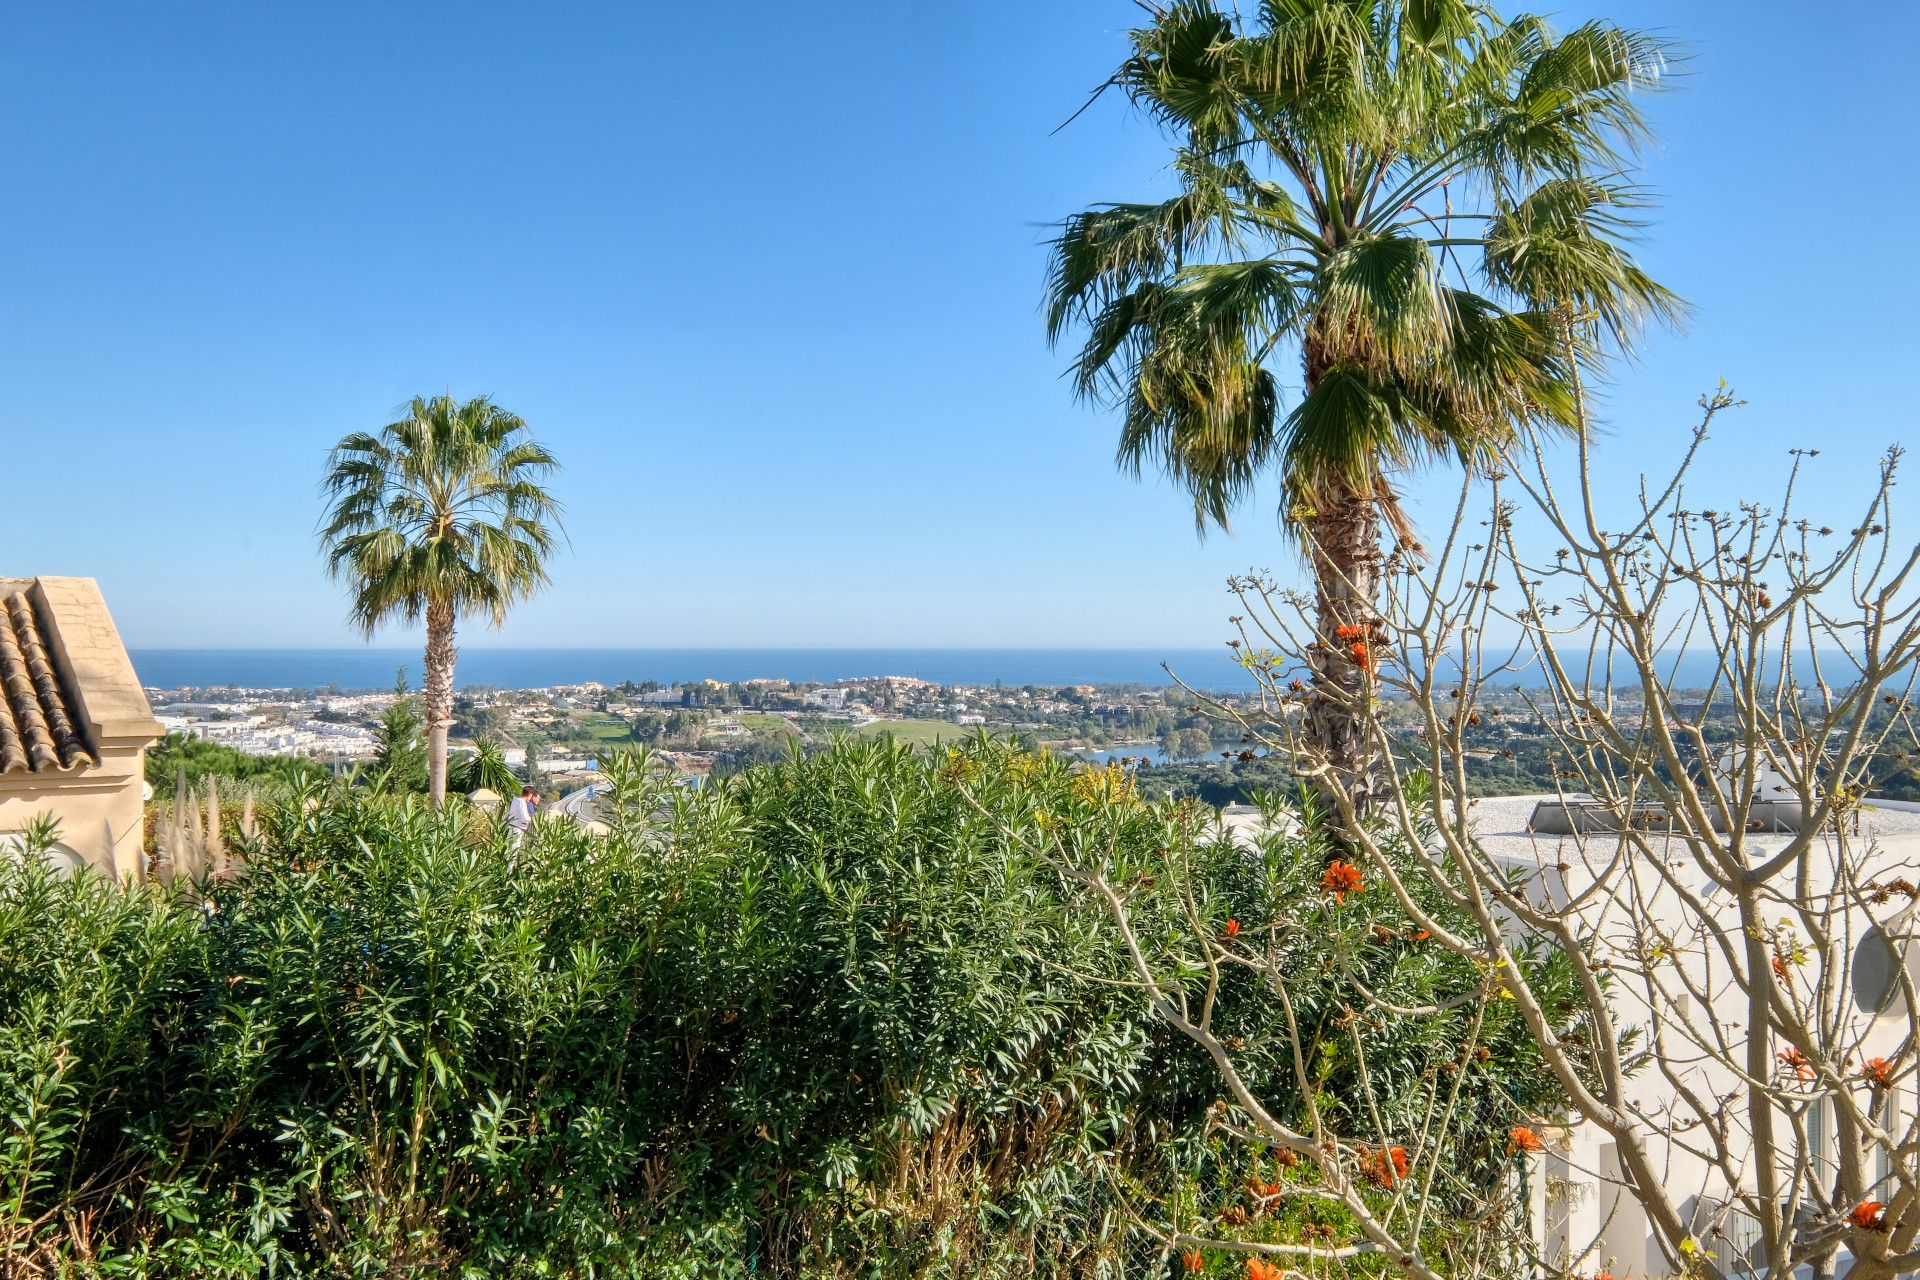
[
  {"x1": 320, "y1": 395, "x2": 563, "y2": 808},
  {"x1": 1047, "y1": 0, "x2": 1678, "y2": 813}
]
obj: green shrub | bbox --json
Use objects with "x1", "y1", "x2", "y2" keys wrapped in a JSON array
[{"x1": 2, "y1": 742, "x2": 1577, "y2": 1277}]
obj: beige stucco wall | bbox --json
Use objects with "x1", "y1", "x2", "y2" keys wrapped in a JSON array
[{"x1": 0, "y1": 748, "x2": 147, "y2": 878}]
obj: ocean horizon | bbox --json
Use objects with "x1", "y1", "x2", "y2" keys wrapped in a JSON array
[
  {"x1": 126, "y1": 646, "x2": 1875, "y2": 696},
  {"x1": 127, "y1": 647, "x2": 1262, "y2": 693}
]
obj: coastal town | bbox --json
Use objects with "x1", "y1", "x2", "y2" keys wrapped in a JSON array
[
  {"x1": 144, "y1": 673, "x2": 1258, "y2": 785},
  {"x1": 148, "y1": 669, "x2": 1908, "y2": 805}
]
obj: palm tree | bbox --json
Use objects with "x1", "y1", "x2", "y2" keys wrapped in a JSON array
[
  {"x1": 320, "y1": 395, "x2": 563, "y2": 807},
  {"x1": 1047, "y1": 0, "x2": 1678, "y2": 813}
]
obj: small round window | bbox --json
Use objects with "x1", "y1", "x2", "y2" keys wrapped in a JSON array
[{"x1": 1854, "y1": 928, "x2": 1904, "y2": 1015}]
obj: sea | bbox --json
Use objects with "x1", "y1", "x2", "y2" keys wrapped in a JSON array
[
  {"x1": 125, "y1": 646, "x2": 1869, "y2": 695},
  {"x1": 127, "y1": 648, "x2": 1261, "y2": 693}
]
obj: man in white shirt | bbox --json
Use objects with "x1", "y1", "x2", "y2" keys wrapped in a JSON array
[{"x1": 507, "y1": 787, "x2": 539, "y2": 846}]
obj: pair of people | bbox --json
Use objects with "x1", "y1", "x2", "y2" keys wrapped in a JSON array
[{"x1": 506, "y1": 786, "x2": 540, "y2": 846}]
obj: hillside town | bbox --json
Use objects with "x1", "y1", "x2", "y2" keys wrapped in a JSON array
[{"x1": 143, "y1": 673, "x2": 1258, "y2": 781}]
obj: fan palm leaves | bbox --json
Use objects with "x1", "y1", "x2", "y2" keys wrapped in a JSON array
[
  {"x1": 320, "y1": 396, "x2": 563, "y2": 807},
  {"x1": 1047, "y1": 0, "x2": 1679, "y2": 811}
]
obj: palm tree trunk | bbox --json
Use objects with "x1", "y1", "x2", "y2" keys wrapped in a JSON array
[
  {"x1": 1300, "y1": 332, "x2": 1384, "y2": 820},
  {"x1": 1303, "y1": 479, "x2": 1383, "y2": 819},
  {"x1": 424, "y1": 601, "x2": 456, "y2": 808}
]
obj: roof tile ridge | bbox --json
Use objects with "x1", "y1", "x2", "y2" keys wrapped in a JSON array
[
  {"x1": 7, "y1": 592, "x2": 95, "y2": 769},
  {"x1": 0, "y1": 592, "x2": 60, "y2": 772}
]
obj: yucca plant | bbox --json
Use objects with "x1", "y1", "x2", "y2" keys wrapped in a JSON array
[
  {"x1": 1047, "y1": 0, "x2": 1679, "y2": 811},
  {"x1": 319, "y1": 396, "x2": 563, "y2": 807},
  {"x1": 450, "y1": 735, "x2": 520, "y2": 797}
]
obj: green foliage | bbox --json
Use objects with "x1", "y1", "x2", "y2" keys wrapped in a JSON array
[
  {"x1": 144, "y1": 733, "x2": 321, "y2": 792},
  {"x1": 318, "y1": 395, "x2": 563, "y2": 636},
  {"x1": 3, "y1": 743, "x2": 1579, "y2": 1276},
  {"x1": 449, "y1": 736, "x2": 519, "y2": 796},
  {"x1": 1047, "y1": 1, "x2": 1679, "y2": 531},
  {"x1": 373, "y1": 670, "x2": 429, "y2": 794}
]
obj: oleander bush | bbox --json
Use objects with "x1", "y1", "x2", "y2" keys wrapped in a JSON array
[{"x1": 1, "y1": 740, "x2": 1577, "y2": 1278}]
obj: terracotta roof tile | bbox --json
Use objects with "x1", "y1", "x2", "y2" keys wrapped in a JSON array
[{"x1": 0, "y1": 590, "x2": 96, "y2": 774}]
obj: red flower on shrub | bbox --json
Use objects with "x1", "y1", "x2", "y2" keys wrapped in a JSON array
[
  {"x1": 1360, "y1": 1145, "x2": 1410, "y2": 1187},
  {"x1": 1223, "y1": 917, "x2": 1241, "y2": 938},
  {"x1": 1181, "y1": 1249, "x2": 1205, "y2": 1273},
  {"x1": 1852, "y1": 1200, "x2": 1888, "y2": 1231},
  {"x1": 1865, "y1": 1057, "x2": 1895, "y2": 1086},
  {"x1": 1247, "y1": 1260, "x2": 1284, "y2": 1280},
  {"x1": 1320, "y1": 860, "x2": 1364, "y2": 904},
  {"x1": 1508, "y1": 1125, "x2": 1544, "y2": 1154},
  {"x1": 1779, "y1": 1047, "x2": 1815, "y2": 1082}
]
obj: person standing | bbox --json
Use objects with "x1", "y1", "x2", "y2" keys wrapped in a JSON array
[{"x1": 507, "y1": 786, "x2": 539, "y2": 847}]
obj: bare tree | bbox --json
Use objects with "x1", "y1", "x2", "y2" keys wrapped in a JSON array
[{"x1": 1044, "y1": 386, "x2": 1920, "y2": 1279}]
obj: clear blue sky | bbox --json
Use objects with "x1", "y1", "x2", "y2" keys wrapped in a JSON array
[{"x1": 1, "y1": 2, "x2": 1910, "y2": 650}]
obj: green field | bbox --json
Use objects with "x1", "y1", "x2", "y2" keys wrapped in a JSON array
[
  {"x1": 854, "y1": 718, "x2": 984, "y2": 748},
  {"x1": 738, "y1": 713, "x2": 801, "y2": 735},
  {"x1": 580, "y1": 716, "x2": 633, "y2": 740}
]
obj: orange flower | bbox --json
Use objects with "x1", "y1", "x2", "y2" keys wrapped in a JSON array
[
  {"x1": 1779, "y1": 1047, "x2": 1815, "y2": 1082},
  {"x1": 1348, "y1": 641, "x2": 1373, "y2": 670},
  {"x1": 1247, "y1": 1178, "x2": 1282, "y2": 1201},
  {"x1": 1334, "y1": 623, "x2": 1368, "y2": 641},
  {"x1": 1223, "y1": 917, "x2": 1241, "y2": 938},
  {"x1": 1360, "y1": 1145, "x2": 1410, "y2": 1187},
  {"x1": 1181, "y1": 1249, "x2": 1205, "y2": 1274},
  {"x1": 1320, "y1": 860, "x2": 1364, "y2": 904},
  {"x1": 1771, "y1": 954, "x2": 1789, "y2": 981},
  {"x1": 1247, "y1": 1260, "x2": 1285, "y2": 1280},
  {"x1": 1411, "y1": 929, "x2": 1432, "y2": 942},
  {"x1": 1851, "y1": 1200, "x2": 1888, "y2": 1231},
  {"x1": 1864, "y1": 1057, "x2": 1895, "y2": 1086},
  {"x1": 1508, "y1": 1125, "x2": 1545, "y2": 1154}
]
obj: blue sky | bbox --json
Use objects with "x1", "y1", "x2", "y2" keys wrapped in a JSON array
[{"x1": 1, "y1": 2, "x2": 1911, "y2": 650}]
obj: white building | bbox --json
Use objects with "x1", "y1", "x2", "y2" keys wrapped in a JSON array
[{"x1": 1470, "y1": 794, "x2": 1920, "y2": 1279}]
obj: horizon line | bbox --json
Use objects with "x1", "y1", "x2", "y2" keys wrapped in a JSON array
[{"x1": 127, "y1": 643, "x2": 1240, "y2": 653}]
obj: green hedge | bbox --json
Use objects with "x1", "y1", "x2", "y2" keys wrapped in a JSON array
[{"x1": 1, "y1": 740, "x2": 1578, "y2": 1278}]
